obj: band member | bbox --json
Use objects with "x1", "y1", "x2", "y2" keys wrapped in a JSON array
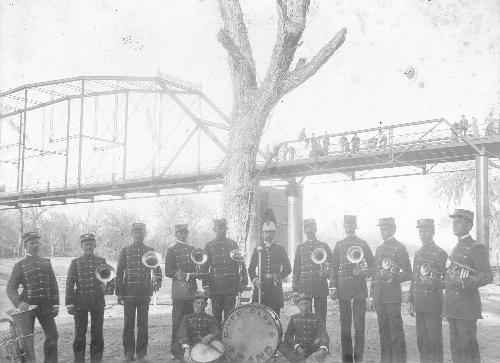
[
  {"x1": 248, "y1": 220, "x2": 292, "y2": 316},
  {"x1": 279, "y1": 293, "x2": 332, "y2": 363},
  {"x1": 407, "y1": 219, "x2": 447, "y2": 363},
  {"x1": 165, "y1": 224, "x2": 202, "y2": 359},
  {"x1": 443, "y1": 209, "x2": 493, "y2": 363},
  {"x1": 115, "y1": 223, "x2": 162, "y2": 363},
  {"x1": 6, "y1": 231, "x2": 59, "y2": 363},
  {"x1": 202, "y1": 218, "x2": 248, "y2": 325},
  {"x1": 292, "y1": 218, "x2": 333, "y2": 323},
  {"x1": 331, "y1": 215, "x2": 374, "y2": 363},
  {"x1": 66, "y1": 233, "x2": 115, "y2": 363},
  {"x1": 369, "y1": 217, "x2": 412, "y2": 363},
  {"x1": 175, "y1": 291, "x2": 220, "y2": 362}
]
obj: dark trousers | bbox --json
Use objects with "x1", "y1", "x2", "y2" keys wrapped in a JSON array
[
  {"x1": 374, "y1": 303, "x2": 406, "y2": 363},
  {"x1": 313, "y1": 297, "x2": 327, "y2": 325},
  {"x1": 252, "y1": 290, "x2": 281, "y2": 317},
  {"x1": 279, "y1": 341, "x2": 332, "y2": 363},
  {"x1": 447, "y1": 318, "x2": 480, "y2": 363},
  {"x1": 339, "y1": 299, "x2": 366, "y2": 363},
  {"x1": 73, "y1": 308, "x2": 104, "y2": 363},
  {"x1": 123, "y1": 300, "x2": 149, "y2": 360},
  {"x1": 211, "y1": 294, "x2": 236, "y2": 325},
  {"x1": 416, "y1": 312, "x2": 443, "y2": 363},
  {"x1": 18, "y1": 308, "x2": 58, "y2": 363},
  {"x1": 171, "y1": 299, "x2": 194, "y2": 354}
]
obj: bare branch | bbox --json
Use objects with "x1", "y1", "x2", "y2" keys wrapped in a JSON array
[
  {"x1": 280, "y1": 27, "x2": 347, "y2": 95},
  {"x1": 217, "y1": 29, "x2": 247, "y2": 64}
]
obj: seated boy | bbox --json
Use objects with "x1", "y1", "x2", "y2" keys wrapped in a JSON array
[{"x1": 279, "y1": 293, "x2": 332, "y2": 363}]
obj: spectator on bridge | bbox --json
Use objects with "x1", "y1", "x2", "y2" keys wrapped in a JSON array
[
  {"x1": 377, "y1": 129, "x2": 388, "y2": 148},
  {"x1": 289, "y1": 145, "x2": 296, "y2": 160},
  {"x1": 484, "y1": 112, "x2": 499, "y2": 137},
  {"x1": 351, "y1": 134, "x2": 360, "y2": 153},
  {"x1": 322, "y1": 132, "x2": 330, "y2": 154},
  {"x1": 299, "y1": 127, "x2": 306, "y2": 141},
  {"x1": 451, "y1": 121, "x2": 460, "y2": 141},
  {"x1": 340, "y1": 135, "x2": 349, "y2": 153},
  {"x1": 458, "y1": 115, "x2": 469, "y2": 136},
  {"x1": 282, "y1": 143, "x2": 289, "y2": 161},
  {"x1": 471, "y1": 117, "x2": 480, "y2": 137},
  {"x1": 367, "y1": 136, "x2": 377, "y2": 150}
]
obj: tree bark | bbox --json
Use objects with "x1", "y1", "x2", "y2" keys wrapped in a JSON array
[{"x1": 218, "y1": 0, "x2": 346, "y2": 249}]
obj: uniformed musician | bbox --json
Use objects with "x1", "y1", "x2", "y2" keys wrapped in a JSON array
[
  {"x1": 66, "y1": 233, "x2": 115, "y2": 363},
  {"x1": 443, "y1": 209, "x2": 493, "y2": 363},
  {"x1": 407, "y1": 219, "x2": 447, "y2": 363},
  {"x1": 369, "y1": 217, "x2": 412, "y2": 363},
  {"x1": 176, "y1": 291, "x2": 220, "y2": 363},
  {"x1": 279, "y1": 293, "x2": 331, "y2": 363},
  {"x1": 331, "y1": 215, "x2": 374, "y2": 363},
  {"x1": 201, "y1": 218, "x2": 248, "y2": 325},
  {"x1": 165, "y1": 224, "x2": 202, "y2": 359},
  {"x1": 292, "y1": 218, "x2": 333, "y2": 324},
  {"x1": 6, "y1": 231, "x2": 59, "y2": 363},
  {"x1": 248, "y1": 220, "x2": 292, "y2": 316},
  {"x1": 115, "y1": 223, "x2": 162, "y2": 363}
]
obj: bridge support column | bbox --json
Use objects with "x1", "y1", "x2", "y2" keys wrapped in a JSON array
[
  {"x1": 475, "y1": 150, "x2": 489, "y2": 249},
  {"x1": 286, "y1": 180, "x2": 303, "y2": 265}
]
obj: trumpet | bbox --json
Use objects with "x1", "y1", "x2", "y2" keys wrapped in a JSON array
[
  {"x1": 447, "y1": 260, "x2": 477, "y2": 288},
  {"x1": 347, "y1": 246, "x2": 368, "y2": 277},
  {"x1": 141, "y1": 251, "x2": 162, "y2": 292},
  {"x1": 95, "y1": 263, "x2": 115, "y2": 294},
  {"x1": 311, "y1": 247, "x2": 329, "y2": 277}
]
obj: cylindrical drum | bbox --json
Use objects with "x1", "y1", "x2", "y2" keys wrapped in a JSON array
[
  {"x1": 222, "y1": 303, "x2": 282, "y2": 363},
  {"x1": 190, "y1": 340, "x2": 225, "y2": 363}
]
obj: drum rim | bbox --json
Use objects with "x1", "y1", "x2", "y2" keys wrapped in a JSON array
[{"x1": 190, "y1": 339, "x2": 225, "y2": 363}]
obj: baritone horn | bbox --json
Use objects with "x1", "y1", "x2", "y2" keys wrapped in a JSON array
[
  {"x1": 142, "y1": 251, "x2": 162, "y2": 292},
  {"x1": 95, "y1": 263, "x2": 115, "y2": 294},
  {"x1": 347, "y1": 246, "x2": 364, "y2": 264},
  {"x1": 420, "y1": 262, "x2": 431, "y2": 277},
  {"x1": 191, "y1": 248, "x2": 208, "y2": 265},
  {"x1": 311, "y1": 247, "x2": 329, "y2": 277}
]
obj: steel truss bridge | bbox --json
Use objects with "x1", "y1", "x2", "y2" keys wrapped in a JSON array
[{"x1": 1, "y1": 75, "x2": 500, "y2": 212}]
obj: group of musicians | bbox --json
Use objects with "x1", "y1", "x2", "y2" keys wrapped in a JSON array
[{"x1": 5, "y1": 208, "x2": 493, "y2": 363}]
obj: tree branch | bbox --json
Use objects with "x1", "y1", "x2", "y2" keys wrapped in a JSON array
[{"x1": 280, "y1": 27, "x2": 347, "y2": 95}]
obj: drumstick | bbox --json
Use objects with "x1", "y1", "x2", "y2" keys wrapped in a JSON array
[{"x1": 208, "y1": 341, "x2": 224, "y2": 354}]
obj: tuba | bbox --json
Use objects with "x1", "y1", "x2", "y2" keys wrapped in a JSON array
[
  {"x1": 311, "y1": 248, "x2": 329, "y2": 277},
  {"x1": 141, "y1": 251, "x2": 162, "y2": 292},
  {"x1": 95, "y1": 263, "x2": 115, "y2": 294},
  {"x1": 347, "y1": 246, "x2": 368, "y2": 277}
]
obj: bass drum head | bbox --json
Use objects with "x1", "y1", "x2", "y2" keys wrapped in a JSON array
[
  {"x1": 222, "y1": 303, "x2": 282, "y2": 363},
  {"x1": 190, "y1": 340, "x2": 225, "y2": 363}
]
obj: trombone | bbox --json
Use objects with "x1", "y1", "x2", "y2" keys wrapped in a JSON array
[
  {"x1": 311, "y1": 247, "x2": 329, "y2": 277},
  {"x1": 95, "y1": 263, "x2": 115, "y2": 293}
]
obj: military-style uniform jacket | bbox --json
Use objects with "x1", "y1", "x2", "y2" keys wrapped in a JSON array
[
  {"x1": 443, "y1": 235, "x2": 493, "y2": 320},
  {"x1": 370, "y1": 237, "x2": 412, "y2": 303},
  {"x1": 164, "y1": 242, "x2": 200, "y2": 297},
  {"x1": 115, "y1": 243, "x2": 162, "y2": 301},
  {"x1": 201, "y1": 237, "x2": 248, "y2": 295},
  {"x1": 292, "y1": 239, "x2": 334, "y2": 297},
  {"x1": 284, "y1": 312, "x2": 329, "y2": 351},
  {"x1": 407, "y1": 241, "x2": 447, "y2": 313},
  {"x1": 178, "y1": 312, "x2": 220, "y2": 347},
  {"x1": 331, "y1": 236, "x2": 374, "y2": 300},
  {"x1": 7, "y1": 255, "x2": 59, "y2": 309},
  {"x1": 66, "y1": 254, "x2": 115, "y2": 310},
  {"x1": 248, "y1": 242, "x2": 292, "y2": 307}
]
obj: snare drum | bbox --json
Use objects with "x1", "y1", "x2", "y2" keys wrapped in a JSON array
[
  {"x1": 222, "y1": 303, "x2": 282, "y2": 363},
  {"x1": 190, "y1": 339, "x2": 225, "y2": 363}
]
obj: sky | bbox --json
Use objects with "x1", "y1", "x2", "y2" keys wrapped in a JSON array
[{"x1": 0, "y1": 0, "x2": 499, "y2": 251}]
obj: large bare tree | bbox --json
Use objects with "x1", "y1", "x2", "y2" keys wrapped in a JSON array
[{"x1": 218, "y1": 1, "x2": 346, "y2": 248}]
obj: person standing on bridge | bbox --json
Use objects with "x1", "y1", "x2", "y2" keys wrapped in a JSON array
[
  {"x1": 6, "y1": 231, "x2": 60, "y2": 363},
  {"x1": 292, "y1": 218, "x2": 334, "y2": 324},
  {"x1": 201, "y1": 218, "x2": 248, "y2": 325},
  {"x1": 369, "y1": 217, "x2": 412, "y2": 363},
  {"x1": 165, "y1": 223, "x2": 203, "y2": 361},
  {"x1": 339, "y1": 135, "x2": 349, "y2": 153},
  {"x1": 66, "y1": 233, "x2": 115, "y2": 363},
  {"x1": 248, "y1": 219, "x2": 292, "y2": 316},
  {"x1": 351, "y1": 134, "x2": 360, "y2": 153},
  {"x1": 115, "y1": 223, "x2": 162, "y2": 363},
  {"x1": 331, "y1": 215, "x2": 374, "y2": 363},
  {"x1": 443, "y1": 209, "x2": 493, "y2": 363}
]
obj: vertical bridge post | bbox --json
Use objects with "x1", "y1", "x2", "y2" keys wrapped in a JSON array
[{"x1": 475, "y1": 148, "x2": 489, "y2": 249}]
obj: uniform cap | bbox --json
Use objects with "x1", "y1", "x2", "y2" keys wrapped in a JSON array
[
  {"x1": 262, "y1": 221, "x2": 276, "y2": 232},
  {"x1": 294, "y1": 293, "x2": 313, "y2": 304},
  {"x1": 213, "y1": 218, "x2": 227, "y2": 227},
  {"x1": 303, "y1": 218, "x2": 316, "y2": 227},
  {"x1": 174, "y1": 224, "x2": 188, "y2": 232},
  {"x1": 194, "y1": 291, "x2": 209, "y2": 301},
  {"x1": 343, "y1": 215, "x2": 357, "y2": 226},
  {"x1": 449, "y1": 209, "x2": 474, "y2": 221},
  {"x1": 377, "y1": 217, "x2": 396, "y2": 226},
  {"x1": 416, "y1": 219, "x2": 434, "y2": 228},
  {"x1": 22, "y1": 231, "x2": 40, "y2": 245},
  {"x1": 79, "y1": 233, "x2": 96, "y2": 243},
  {"x1": 131, "y1": 222, "x2": 146, "y2": 231}
]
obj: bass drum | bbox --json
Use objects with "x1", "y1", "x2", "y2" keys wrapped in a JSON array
[{"x1": 222, "y1": 303, "x2": 282, "y2": 363}]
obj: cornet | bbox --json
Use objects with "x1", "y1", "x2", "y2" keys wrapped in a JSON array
[
  {"x1": 141, "y1": 251, "x2": 162, "y2": 291},
  {"x1": 447, "y1": 260, "x2": 477, "y2": 288},
  {"x1": 95, "y1": 263, "x2": 115, "y2": 295},
  {"x1": 347, "y1": 245, "x2": 368, "y2": 277},
  {"x1": 230, "y1": 249, "x2": 246, "y2": 262},
  {"x1": 380, "y1": 257, "x2": 399, "y2": 283},
  {"x1": 311, "y1": 248, "x2": 329, "y2": 277}
]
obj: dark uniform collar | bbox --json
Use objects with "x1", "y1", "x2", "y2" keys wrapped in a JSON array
[
  {"x1": 262, "y1": 241, "x2": 274, "y2": 248},
  {"x1": 421, "y1": 240, "x2": 435, "y2": 249},
  {"x1": 458, "y1": 234, "x2": 471, "y2": 241},
  {"x1": 176, "y1": 240, "x2": 189, "y2": 245},
  {"x1": 305, "y1": 238, "x2": 318, "y2": 243},
  {"x1": 132, "y1": 241, "x2": 145, "y2": 247},
  {"x1": 382, "y1": 236, "x2": 396, "y2": 244}
]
